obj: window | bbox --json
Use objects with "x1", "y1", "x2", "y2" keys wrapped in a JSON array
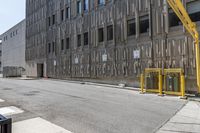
[
  {"x1": 48, "y1": 17, "x2": 51, "y2": 26},
  {"x1": 52, "y1": 42, "x2": 55, "y2": 52},
  {"x1": 61, "y1": 9, "x2": 64, "y2": 21},
  {"x1": 128, "y1": 19, "x2": 136, "y2": 36},
  {"x1": 98, "y1": 28, "x2": 104, "y2": 42},
  {"x1": 84, "y1": 32, "x2": 89, "y2": 45},
  {"x1": 4, "y1": 36, "x2": 7, "y2": 41},
  {"x1": 98, "y1": 0, "x2": 105, "y2": 5},
  {"x1": 61, "y1": 39, "x2": 64, "y2": 50},
  {"x1": 187, "y1": 1, "x2": 200, "y2": 22},
  {"x1": 84, "y1": 0, "x2": 89, "y2": 11},
  {"x1": 66, "y1": 38, "x2": 70, "y2": 49},
  {"x1": 52, "y1": 14, "x2": 56, "y2": 25},
  {"x1": 48, "y1": 43, "x2": 51, "y2": 53},
  {"x1": 77, "y1": 34, "x2": 81, "y2": 47},
  {"x1": 66, "y1": 7, "x2": 70, "y2": 19},
  {"x1": 77, "y1": 1, "x2": 82, "y2": 14},
  {"x1": 0, "y1": 62, "x2": 1, "y2": 67},
  {"x1": 169, "y1": 9, "x2": 182, "y2": 27},
  {"x1": 107, "y1": 25, "x2": 113, "y2": 41},
  {"x1": 139, "y1": 15, "x2": 149, "y2": 33},
  {"x1": 0, "y1": 50, "x2": 1, "y2": 56}
]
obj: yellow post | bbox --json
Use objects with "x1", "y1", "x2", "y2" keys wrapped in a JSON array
[
  {"x1": 195, "y1": 39, "x2": 200, "y2": 93},
  {"x1": 140, "y1": 74, "x2": 144, "y2": 94},
  {"x1": 159, "y1": 74, "x2": 163, "y2": 96},
  {"x1": 181, "y1": 74, "x2": 186, "y2": 98}
]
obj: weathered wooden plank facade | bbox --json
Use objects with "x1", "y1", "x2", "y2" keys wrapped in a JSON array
[{"x1": 26, "y1": 0, "x2": 200, "y2": 92}]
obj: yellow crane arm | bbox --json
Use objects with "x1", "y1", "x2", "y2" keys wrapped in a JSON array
[{"x1": 167, "y1": 0, "x2": 200, "y2": 93}]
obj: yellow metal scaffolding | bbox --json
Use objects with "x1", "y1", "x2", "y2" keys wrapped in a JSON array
[{"x1": 167, "y1": 0, "x2": 200, "y2": 93}]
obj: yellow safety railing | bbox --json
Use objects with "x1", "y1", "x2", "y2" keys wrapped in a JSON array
[
  {"x1": 163, "y1": 68, "x2": 185, "y2": 98},
  {"x1": 140, "y1": 68, "x2": 162, "y2": 95}
]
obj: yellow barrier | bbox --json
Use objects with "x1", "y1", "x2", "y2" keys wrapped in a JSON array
[
  {"x1": 140, "y1": 73, "x2": 144, "y2": 94},
  {"x1": 163, "y1": 68, "x2": 185, "y2": 98},
  {"x1": 140, "y1": 68, "x2": 162, "y2": 95}
]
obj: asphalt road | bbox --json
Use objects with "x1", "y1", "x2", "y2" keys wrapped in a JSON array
[{"x1": 0, "y1": 78, "x2": 186, "y2": 133}]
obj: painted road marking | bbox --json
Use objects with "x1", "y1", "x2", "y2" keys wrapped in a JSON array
[
  {"x1": 0, "y1": 106, "x2": 24, "y2": 116},
  {"x1": 13, "y1": 117, "x2": 73, "y2": 133}
]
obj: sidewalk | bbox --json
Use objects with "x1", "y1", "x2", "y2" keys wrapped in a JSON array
[{"x1": 157, "y1": 101, "x2": 200, "y2": 133}]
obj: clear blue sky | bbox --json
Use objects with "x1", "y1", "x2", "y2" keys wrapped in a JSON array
[{"x1": 0, "y1": 0, "x2": 25, "y2": 35}]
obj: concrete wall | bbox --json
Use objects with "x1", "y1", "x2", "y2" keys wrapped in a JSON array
[
  {"x1": 26, "y1": 0, "x2": 47, "y2": 77},
  {"x1": 0, "y1": 20, "x2": 26, "y2": 76},
  {"x1": 26, "y1": 0, "x2": 200, "y2": 92}
]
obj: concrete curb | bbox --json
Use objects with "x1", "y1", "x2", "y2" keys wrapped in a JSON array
[
  {"x1": 187, "y1": 97, "x2": 200, "y2": 102},
  {"x1": 14, "y1": 77, "x2": 200, "y2": 101},
  {"x1": 45, "y1": 78, "x2": 140, "y2": 91}
]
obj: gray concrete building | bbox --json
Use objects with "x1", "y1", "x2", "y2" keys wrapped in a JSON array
[
  {"x1": 0, "y1": 20, "x2": 26, "y2": 77},
  {"x1": 26, "y1": 0, "x2": 200, "y2": 92}
]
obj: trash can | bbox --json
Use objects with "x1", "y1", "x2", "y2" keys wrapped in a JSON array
[{"x1": 0, "y1": 115, "x2": 12, "y2": 133}]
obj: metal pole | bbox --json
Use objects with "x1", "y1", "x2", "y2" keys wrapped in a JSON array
[
  {"x1": 195, "y1": 39, "x2": 200, "y2": 93},
  {"x1": 140, "y1": 73, "x2": 144, "y2": 93},
  {"x1": 159, "y1": 74, "x2": 163, "y2": 96}
]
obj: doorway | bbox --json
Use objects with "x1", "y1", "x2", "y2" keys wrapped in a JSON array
[{"x1": 37, "y1": 63, "x2": 44, "y2": 77}]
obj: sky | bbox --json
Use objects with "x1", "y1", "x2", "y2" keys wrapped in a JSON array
[{"x1": 0, "y1": 0, "x2": 25, "y2": 35}]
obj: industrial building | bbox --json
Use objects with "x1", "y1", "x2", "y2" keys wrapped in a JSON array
[
  {"x1": 0, "y1": 20, "x2": 26, "y2": 77},
  {"x1": 26, "y1": 0, "x2": 200, "y2": 92}
]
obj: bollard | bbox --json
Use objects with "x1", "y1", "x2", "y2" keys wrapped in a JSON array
[
  {"x1": 140, "y1": 74, "x2": 144, "y2": 94},
  {"x1": 158, "y1": 74, "x2": 163, "y2": 96},
  {"x1": 180, "y1": 74, "x2": 186, "y2": 99}
]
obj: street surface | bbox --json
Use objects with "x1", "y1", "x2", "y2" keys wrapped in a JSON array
[{"x1": 0, "y1": 78, "x2": 186, "y2": 133}]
